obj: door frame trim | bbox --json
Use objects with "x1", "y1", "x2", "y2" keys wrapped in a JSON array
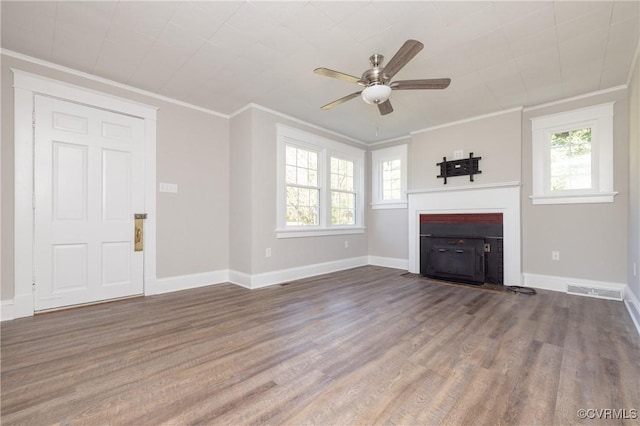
[{"x1": 12, "y1": 69, "x2": 158, "y2": 318}]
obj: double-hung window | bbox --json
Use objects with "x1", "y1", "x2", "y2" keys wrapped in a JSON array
[
  {"x1": 277, "y1": 125, "x2": 365, "y2": 238},
  {"x1": 285, "y1": 145, "x2": 319, "y2": 226},
  {"x1": 530, "y1": 103, "x2": 616, "y2": 205},
  {"x1": 330, "y1": 157, "x2": 356, "y2": 225},
  {"x1": 371, "y1": 144, "x2": 408, "y2": 209}
]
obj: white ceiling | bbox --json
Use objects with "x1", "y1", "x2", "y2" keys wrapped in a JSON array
[{"x1": 2, "y1": 1, "x2": 639, "y2": 144}]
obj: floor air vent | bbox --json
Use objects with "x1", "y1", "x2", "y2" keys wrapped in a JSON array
[{"x1": 567, "y1": 284, "x2": 623, "y2": 301}]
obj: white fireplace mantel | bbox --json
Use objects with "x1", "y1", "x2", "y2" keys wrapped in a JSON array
[{"x1": 408, "y1": 182, "x2": 522, "y2": 286}]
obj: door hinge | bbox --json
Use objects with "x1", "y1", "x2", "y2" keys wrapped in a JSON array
[{"x1": 32, "y1": 110, "x2": 36, "y2": 128}]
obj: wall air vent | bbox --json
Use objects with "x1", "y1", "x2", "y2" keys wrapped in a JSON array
[{"x1": 566, "y1": 284, "x2": 623, "y2": 301}]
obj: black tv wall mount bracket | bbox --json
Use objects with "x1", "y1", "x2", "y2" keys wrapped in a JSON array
[{"x1": 436, "y1": 153, "x2": 482, "y2": 184}]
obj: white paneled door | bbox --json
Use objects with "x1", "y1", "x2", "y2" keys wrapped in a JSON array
[{"x1": 34, "y1": 96, "x2": 146, "y2": 311}]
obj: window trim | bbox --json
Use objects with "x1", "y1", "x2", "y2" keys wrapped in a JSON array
[
  {"x1": 371, "y1": 144, "x2": 408, "y2": 209},
  {"x1": 276, "y1": 124, "x2": 365, "y2": 238},
  {"x1": 284, "y1": 143, "x2": 322, "y2": 227},
  {"x1": 530, "y1": 102, "x2": 617, "y2": 205},
  {"x1": 329, "y1": 155, "x2": 357, "y2": 226}
]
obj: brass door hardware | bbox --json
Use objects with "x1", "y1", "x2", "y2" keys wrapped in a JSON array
[{"x1": 134, "y1": 213, "x2": 147, "y2": 252}]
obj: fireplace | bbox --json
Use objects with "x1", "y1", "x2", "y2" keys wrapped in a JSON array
[
  {"x1": 407, "y1": 183, "x2": 522, "y2": 286},
  {"x1": 420, "y1": 213, "x2": 503, "y2": 285}
]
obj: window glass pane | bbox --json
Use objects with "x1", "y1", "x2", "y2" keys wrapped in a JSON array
[
  {"x1": 331, "y1": 157, "x2": 355, "y2": 192},
  {"x1": 297, "y1": 167, "x2": 308, "y2": 186},
  {"x1": 286, "y1": 185, "x2": 319, "y2": 226},
  {"x1": 286, "y1": 145, "x2": 318, "y2": 187},
  {"x1": 331, "y1": 191, "x2": 355, "y2": 225},
  {"x1": 285, "y1": 146, "x2": 319, "y2": 226},
  {"x1": 297, "y1": 150, "x2": 308, "y2": 168},
  {"x1": 549, "y1": 128, "x2": 592, "y2": 191},
  {"x1": 285, "y1": 165, "x2": 296, "y2": 184},
  {"x1": 382, "y1": 159, "x2": 402, "y2": 200},
  {"x1": 286, "y1": 146, "x2": 296, "y2": 166}
]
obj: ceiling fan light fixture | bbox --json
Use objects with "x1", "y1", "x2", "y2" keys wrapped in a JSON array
[{"x1": 361, "y1": 84, "x2": 391, "y2": 105}]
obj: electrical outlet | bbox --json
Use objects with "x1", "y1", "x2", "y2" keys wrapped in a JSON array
[
  {"x1": 453, "y1": 150, "x2": 464, "y2": 160},
  {"x1": 552, "y1": 250, "x2": 560, "y2": 261},
  {"x1": 265, "y1": 248, "x2": 271, "y2": 258},
  {"x1": 344, "y1": 240, "x2": 349, "y2": 248}
]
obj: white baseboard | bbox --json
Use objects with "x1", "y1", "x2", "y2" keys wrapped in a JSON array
[
  {"x1": 228, "y1": 270, "x2": 252, "y2": 289},
  {"x1": 625, "y1": 288, "x2": 640, "y2": 336},
  {"x1": 522, "y1": 272, "x2": 627, "y2": 294},
  {"x1": 368, "y1": 256, "x2": 408, "y2": 270},
  {"x1": 154, "y1": 269, "x2": 229, "y2": 295},
  {"x1": 1, "y1": 300, "x2": 15, "y2": 321},
  {"x1": 13, "y1": 293, "x2": 35, "y2": 319},
  {"x1": 523, "y1": 273, "x2": 626, "y2": 295},
  {"x1": 229, "y1": 256, "x2": 369, "y2": 289}
]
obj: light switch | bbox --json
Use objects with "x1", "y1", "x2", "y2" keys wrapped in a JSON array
[{"x1": 159, "y1": 182, "x2": 178, "y2": 193}]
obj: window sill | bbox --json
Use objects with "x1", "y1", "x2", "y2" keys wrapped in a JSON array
[
  {"x1": 276, "y1": 227, "x2": 366, "y2": 239},
  {"x1": 371, "y1": 202, "x2": 408, "y2": 210},
  {"x1": 530, "y1": 191, "x2": 618, "y2": 205}
]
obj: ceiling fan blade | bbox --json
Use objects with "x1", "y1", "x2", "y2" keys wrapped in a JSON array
[
  {"x1": 383, "y1": 39, "x2": 424, "y2": 80},
  {"x1": 321, "y1": 91, "x2": 362, "y2": 110},
  {"x1": 378, "y1": 100, "x2": 393, "y2": 115},
  {"x1": 314, "y1": 67, "x2": 365, "y2": 85},
  {"x1": 391, "y1": 78, "x2": 451, "y2": 90}
]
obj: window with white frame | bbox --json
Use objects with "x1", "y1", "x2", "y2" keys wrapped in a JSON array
[
  {"x1": 330, "y1": 157, "x2": 356, "y2": 225},
  {"x1": 371, "y1": 144, "x2": 408, "y2": 209},
  {"x1": 530, "y1": 103, "x2": 617, "y2": 205},
  {"x1": 277, "y1": 125, "x2": 365, "y2": 238},
  {"x1": 285, "y1": 145, "x2": 319, "y2": 226}
]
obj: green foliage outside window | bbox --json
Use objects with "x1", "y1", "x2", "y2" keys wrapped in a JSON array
[{"x1": 549, "y1": 128, "x2": 592, "y2": 191}]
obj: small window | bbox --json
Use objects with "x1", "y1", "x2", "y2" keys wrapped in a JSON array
[
  {"x1": 371, "y1": 144, "x2": 408, "y2": 209},
  {"x1": 531, "y1": 103, "x2": 616, "y2": 205},
  {"x1": 549, "y1": 128, "x2": 592, "y2": 191},
  {"x1": 382, "y1": 158, "x2": 402, "y2": 200}
]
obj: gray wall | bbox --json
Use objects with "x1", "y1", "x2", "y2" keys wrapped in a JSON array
[
  {"x1": 410, "y1": 109, "x2": 522, "y2": 189},
  {"x1": 1, "y1": 54, "x2": 230, "y2": 300},
  {"x1": 522, "y1": 89, "x2": 629, "y2": 284},
  {"x1": 228, "y1": 107, "x2": 368, "y2": 275},
  {"x1": 367, "y1": 138, "x2": 411, "y2": 261},
  {"x1": 228, "y1": 108, "x2": 253, "y2": 274},
  {"x1": 155, "y1": 103, "x2": 229, "y2": 278},
  {"x1": 367, "y1": 208, "x2": 408, "y2": 260},
  {"x1": 629, "y1": 55, "x2": 639, "y2": 303}
]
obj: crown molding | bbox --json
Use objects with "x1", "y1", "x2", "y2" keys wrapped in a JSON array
[
  {"x1": 523, "y1": 85, "x2": 627, "y2": 113},
  {"x1": 367, "y1": 134, "x2": 412, "y2": 147},
  {"x1": 626, "y1": 38, "x2": 640, "y2": 88},
  {"x1": 410, "y1": 106, "x2": 524, "y2": 136},
  {"x1": 231, "y1": 103, "x2": 367, "y2": 147},
  {"x1": 1, "y1": 48, "x2": 229, "y2": 118}
]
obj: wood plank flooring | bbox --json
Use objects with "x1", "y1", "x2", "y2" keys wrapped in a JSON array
[{"x1": 2, "y1": 266, "x2": 639, "y2": 425}]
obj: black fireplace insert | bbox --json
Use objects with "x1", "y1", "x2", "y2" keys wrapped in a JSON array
[
  {"x1": 419, "y1": 213, "x2": 503, "y2": 285},
  {"x1": 421, "y1": 236, "x2": 485, "y2": 284}
]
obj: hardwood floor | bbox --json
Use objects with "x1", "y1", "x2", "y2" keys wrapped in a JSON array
[{"x1": 2, "y1": 266, "x2": 639, "y2": 425}]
